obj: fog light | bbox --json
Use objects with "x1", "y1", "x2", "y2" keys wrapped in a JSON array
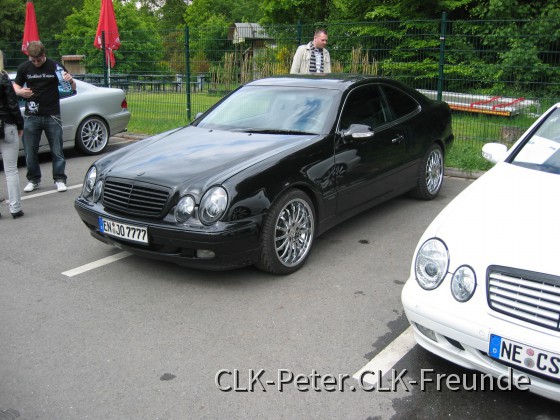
[
  {"x1": 196, "y1": 249, "x2": 215, "y2": 259},
  {"x1": 415, "y1": 322, "x2": 438, "y2": 342}
]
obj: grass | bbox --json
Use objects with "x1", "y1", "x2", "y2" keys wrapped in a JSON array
[
  {"x1": 126, "y1": 89, "x2": 221, "y2": 134},
  {"x1": 445, "y1": 112, "x2": 534, "y2": 171},
  {"x1": 125, "y1": 90, "x2": 538, "y2": 173},
  {"x1": 445, "y1": 139, "x2": 494, "y2": 172}
]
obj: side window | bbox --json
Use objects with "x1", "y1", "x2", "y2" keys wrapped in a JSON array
[
  {"x1": 382, "y1": 85, "x2": 419, "y2": 120},
  {"x1": 339, "y1": 85, "x2": 387, "y2": 130}
]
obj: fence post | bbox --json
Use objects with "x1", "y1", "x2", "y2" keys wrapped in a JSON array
[
  {"x1": 185, "y1": 25, "x2": 191, "y2": 121},
  {"x1": 437, "y1": 12, "x2": 447, "y2": 101}
]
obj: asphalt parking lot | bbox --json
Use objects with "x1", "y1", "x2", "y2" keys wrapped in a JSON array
[{"x1": 1, "y1": 139, "x2": 558, "y2": 419}]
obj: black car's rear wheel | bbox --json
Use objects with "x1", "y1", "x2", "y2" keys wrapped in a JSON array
[
  {"x1": 257, "y1": 189, "x2": 315, "y2": 275},
  {"x1": 410, "y1": 143, "x2": 444, "y2": 200},
  {"x1": 75, "y1": 116, "x2": 109, "y2": 155}
]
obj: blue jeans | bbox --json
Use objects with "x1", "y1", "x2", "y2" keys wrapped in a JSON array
[{"x1": 23, "y1": 115, "x2": 67, "y2": 183}]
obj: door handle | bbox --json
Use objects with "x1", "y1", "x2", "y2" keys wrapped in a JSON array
[{"x1": 392, "y1": 134, "x2": 404, "y2": 144}]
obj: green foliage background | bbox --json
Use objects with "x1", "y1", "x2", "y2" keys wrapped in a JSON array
[{"x1": 2, "y1": 0, "x2": 559, "y2": 172}]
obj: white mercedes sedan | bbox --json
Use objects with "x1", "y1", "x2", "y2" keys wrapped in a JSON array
[{"x1": 402, "y1": 103, "x2": 560, "y2": 402}]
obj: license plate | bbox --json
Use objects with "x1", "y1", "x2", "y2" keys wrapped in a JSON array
[
  {"x1": 98, "y1": 217, "x2": 148, "y2": 244},
  {"x1": 489, "y1": 334, "x2": 560, "y2": 380}
]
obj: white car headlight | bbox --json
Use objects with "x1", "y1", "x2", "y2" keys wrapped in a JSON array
[
  {"x1": 199, "y1": 186, "x2": 228, "y2": 225},
  {"x1": 175, "y1": 195, "x2": 195, "y2": 223},
  {"x1": 451, "y1": 265, "x2": 477, "y2": 302},
  {"x1": 415, "y1": 238, "x2": 449, "y2": 290},
  {"x1": 83, "y1": 166, "x2": 97, "y2": 198}
]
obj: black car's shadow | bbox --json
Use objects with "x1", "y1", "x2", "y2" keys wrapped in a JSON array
[{"x1": 113, "y1": 191, "x2": 438, "y2": 289}]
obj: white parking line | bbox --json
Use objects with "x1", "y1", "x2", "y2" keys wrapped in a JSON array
[
  {"x1": 353, "y1": 326, "x2": 416, "y2": 385},
  {"x1": 62, "y1": 251, "x2": 132, "y2": 277},
  {"x1": 21, "y1": 183, "x2": 83, "y2": 200}
]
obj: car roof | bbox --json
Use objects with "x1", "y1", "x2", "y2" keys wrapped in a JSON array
[{"x1": 246, "y1": 74, "x2": 399, "y2": 91}]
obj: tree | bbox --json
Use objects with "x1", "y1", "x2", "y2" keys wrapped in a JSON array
[
  {"x1": 58, "y1": 0, "x2": 166, "y2": 75},
  {"x1": 34, "y1": 0, "x2": 85, "y2": 41},
  {"x1": 468, "y1": 0, "x2": 560, "y2": 94},
  {"x1": 0, "y1": 0, "x2": 25, "y2": 68},
  {"x1": 361, "y1": 0, "x2": 475, "y2": 20},
  {"x1": 260, "y1": 0, "x2": 330, "y2": 24},
  {"x1": 134, "y1": 0, "x2": 188, "y2": 29},
  {"x1": 184, "y1": 0, "x2": 264, "y2": 28},
  {"x1": 0, "y1": 0, "x2": 25, "y2": 44}
]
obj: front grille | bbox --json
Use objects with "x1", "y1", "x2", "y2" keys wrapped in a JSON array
[
  {"x1": 103, "y1": 177, "x2": 171, "y2": 218},
  {"x1": 487, "y1": 266, "x2": 560, "y2": 331}
]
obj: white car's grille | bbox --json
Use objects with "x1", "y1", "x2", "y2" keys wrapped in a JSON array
[
  {"x1": 103, "y1": 177, "x2": 170, "y2": 218},
  {"x1": 487, "y1": 266, "x2": 560, "y2": 331}
]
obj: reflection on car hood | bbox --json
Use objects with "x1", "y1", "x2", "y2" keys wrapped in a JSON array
[
  {"x1": 105, "y1": 126, "x2": 315, "y2": 186},
  {"x1": 428, "y1": 162, "x2": 560, "y2": 275}
]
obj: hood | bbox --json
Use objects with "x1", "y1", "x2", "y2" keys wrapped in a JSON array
[
  {"x1": 103, "y1": 126, "x2": 316, "y2": 187},
  {"x1": 427, "y1": 162, "x2": 560, "y2": 276}
]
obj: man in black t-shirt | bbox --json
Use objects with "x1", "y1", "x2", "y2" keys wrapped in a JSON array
[{"x1": 14, "y1": 41, "x2": 76, "y2": 193}]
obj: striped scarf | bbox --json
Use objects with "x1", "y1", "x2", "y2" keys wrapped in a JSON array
[{"x1": 309, "y1": 46, "x2": 324, "y2": 73}]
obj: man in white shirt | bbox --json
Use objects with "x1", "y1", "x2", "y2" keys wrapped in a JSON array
[{"x1": 290, "y1": 29, "x2": 331, "y2": 74}]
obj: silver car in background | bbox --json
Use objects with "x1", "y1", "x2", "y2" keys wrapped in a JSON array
[{"x1": 6, "y1": 76, "x2": 131, "y2": 157}]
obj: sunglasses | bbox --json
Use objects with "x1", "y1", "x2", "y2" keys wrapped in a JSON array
[{"x1": 29, "y1": 55, "x2": 45, "y2": 64}]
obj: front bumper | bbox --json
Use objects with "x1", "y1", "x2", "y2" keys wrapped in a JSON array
[
  {"x1": 401, "y1": 277, "x2": 560, "y2": 402},
  {"x1": 74, "y1": 198, "x2": 261, "y2": 270}
]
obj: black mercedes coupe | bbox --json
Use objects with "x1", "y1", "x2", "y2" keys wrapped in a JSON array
[{"x1": 74, "y1": 74, "x2": 453, "y2": 274}]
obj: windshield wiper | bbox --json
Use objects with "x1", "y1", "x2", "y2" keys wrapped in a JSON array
[{"x1": 233, "y1": 128, "x2": 314, "y2": 135}]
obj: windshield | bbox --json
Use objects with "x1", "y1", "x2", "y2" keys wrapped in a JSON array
[
  {"x1": 196, "y1": 85, "x2": 338, "y2": 134},
  {"x1": 511, "y1": 106, "x2": 560, "y2": 175}
]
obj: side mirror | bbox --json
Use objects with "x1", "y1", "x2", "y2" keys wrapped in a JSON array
[
  {"x1": 342, "y1": 124, "x2": 374, "y2": 139},
  {"x1": 482, "y1": 143, "x2": 508, "y2": 163}
]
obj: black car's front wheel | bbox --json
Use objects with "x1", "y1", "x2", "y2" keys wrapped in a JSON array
[
  {"x1": 257, "y1": 189, "x2": 315, "y2": 275},
  {"x1": 410, "y1": 143, "x2": 444, "y2": 200},
  {"x1": 75, "y1": 116, "x2": 109, "y2": 155}
]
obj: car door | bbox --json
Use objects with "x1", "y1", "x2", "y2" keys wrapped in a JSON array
[
  {"x1": 379, "y1": 83, "x2": 422, "y2": 178},
  {"x1": 334, "y1": 84, "x2": 409, "y2": 214}
]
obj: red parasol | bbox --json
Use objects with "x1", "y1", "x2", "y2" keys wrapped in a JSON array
[
  {"x1": 94, "y1": 0, "x2": 121, "y2": 68},
  {"x1": 22, "y1": 1, "x2": 40, "y2": 55}
]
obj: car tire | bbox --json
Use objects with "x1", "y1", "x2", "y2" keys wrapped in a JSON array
[
  {"x1": 410, "y1": 143, "x2": 444, "y2": 200},
  {"x1": 257, "y1": 189, "x2": 316, "y2": 275},
  {"x1": 75, "y1": 116, "x2": 109, "y2": 155}
]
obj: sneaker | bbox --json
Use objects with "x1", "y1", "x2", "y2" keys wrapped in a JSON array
[
  {"x1": 24, "y1": 182, "x2": 39, "y2": 192},
  {"x1": 55, "y1": 182, "x2": 67, "y2": 192}
]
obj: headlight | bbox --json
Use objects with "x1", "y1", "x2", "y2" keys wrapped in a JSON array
[
  {"x1": 175, "y1": 195, "x2": 195, "y2": 223},
  {"x1": 92, "y1": 178, "x2": 103, "y2": 203},
  {"x1": 199, "y1": 186, "x2": 228, "y2": 225},
  {"x1": 415, "y1": 238, "x2": 449, "y2": 290},
  {"x1": 82, "y1": 166, "x2": 97, "y2": 198},
  {"x1": 451, "y1": 265, "x2": 477, "y2": 302}
]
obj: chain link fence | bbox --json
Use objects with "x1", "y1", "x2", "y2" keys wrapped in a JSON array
[{"x1": 3, "y1": 17, "x2": 559, "y2": 145}]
